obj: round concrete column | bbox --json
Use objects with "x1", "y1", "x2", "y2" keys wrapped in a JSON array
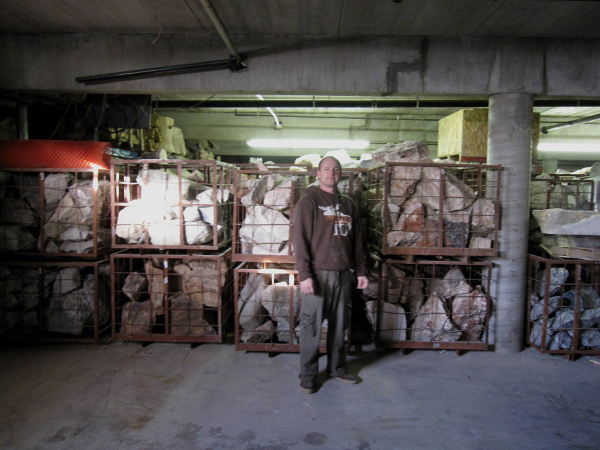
[{"x1": 488, "y1": 93, "x2": 534, "y2": 353}]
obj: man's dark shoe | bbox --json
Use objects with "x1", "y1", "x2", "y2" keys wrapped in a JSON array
[
  {"x1": 332, "y1": 373, "x2": 358, "y2": 384},
  {"x1": 300, "y1": 379, "x2": 316, "y2": 394}
]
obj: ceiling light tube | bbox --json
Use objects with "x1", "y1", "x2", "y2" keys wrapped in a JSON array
[
  {"x1": 247, "y1": 139, "x2": 370, "y2": 149},
  {"x1": 538, "y1": 143, "x2": 600, "y2": 153}
]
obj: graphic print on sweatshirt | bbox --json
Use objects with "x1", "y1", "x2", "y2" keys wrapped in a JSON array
[{"x1": 318, "y1": 204, "x2": 352, "y2": 236}]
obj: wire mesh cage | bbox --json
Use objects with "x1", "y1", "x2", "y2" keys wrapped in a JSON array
[
  {"x1": 526, "y1": 254, "x2": 600, "y2": 358},
  {"x1": 232, "y1": 166, "x2": 313, "y2": 263},
  {"x1": 0, "y1": 260, "x2": 111, "y2": 343},
  {"x1": 110, "y1": 159, "x2": 235, "y2": 251},
  {"x1": 366, "y1": 162, "x2": 501, "y2": 257},
  {"x1": 111, "y1": 249, "x2": 234, "y2": 343},
  {"x1": 530, "y1": 174, "x2": 595, "y2": 210},
  {"x1": 234, "y1": 262, "x2": 342, "y2": 353},
  {"x1": 232, "y1": 165, "x2": 366, "y2": 263},
  {"x1": 0, "y1": 168, "x2": 111, "y2": 258},
  {"x1": 362, "y1": 256, "x2": 492, "y2": 351}
]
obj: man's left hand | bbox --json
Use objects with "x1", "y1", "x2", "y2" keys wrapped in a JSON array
[{"x1": 356, "y1": 276, "x2": 369, "y2": 290}]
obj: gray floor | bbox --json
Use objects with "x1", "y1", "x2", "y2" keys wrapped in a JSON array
[{"x1": 1, "y1": 342, "x2": 599, "y2": 450}]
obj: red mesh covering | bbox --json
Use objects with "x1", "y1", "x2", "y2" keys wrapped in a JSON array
[{"x1": 0, "y1": 140, "x2": 111, "y2": 169}]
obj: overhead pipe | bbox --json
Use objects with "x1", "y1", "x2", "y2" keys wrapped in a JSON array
[
  {"x1": 154, "y1": 99, "x2": 600, "y2": 110},
  {"x1": 198, "y1": 0, "x2": 242, "y2": 63},
  {"x1": 75, "y1": 0, "x2": 245, "y2": 85},
  {"x1": 542, "y1": 112, "x2": 600, "y2": 134},
  {"x1": 76, "y1": 58, "x2": 246, "y2": 85}
]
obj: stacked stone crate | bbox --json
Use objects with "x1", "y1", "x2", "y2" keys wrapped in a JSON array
[
  {"x1": 109, "y1": 159, "x2": 236, "y2": 343},
  {"x1": 232, "y1": 164, "x2": 367, "y2": 352},
  {"x1": 362, "y1": 257, "x2": 492, "y2": 350},
  {"x1": 363, "y1": 141, "x2": 500, "y2": 351},
  {"x1": 232, "y1": 164, "x2": 313, "y2": 352},
  {"x1": 0, "y1": 168, "x2": 113, "y2": 342},
  {"x1": 527, "y1": 254, "x2": 600, "y2": 359},
  {"x1": 111, "y1": 250, "x2": 234, "y2": 343},
  {"x1": 111, "y1": 159, "x2": 235, "y2": 250},
  {"x1": 529, "y1": 173, "x2": 598, "y2": 253}
]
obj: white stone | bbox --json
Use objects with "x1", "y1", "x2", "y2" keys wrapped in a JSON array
[
  {"x1": 53, "y1": 267, "x2": 81, "y2": 294},
  {"x1": 412, "y1": 292, "x2": 461, "y2": 342},
  {"x1": 44, "y1": 173, "x2": 72, "y2": 204},
  {"x1": 261, "y1": 282, "x2": 301, "y2": 325},
  {"x1": 240, "y1": 206, "x2": 290, "y2": 254},
  {"x1": 240, "y1": 320, "x2": 275, "y2": 343},
  {"x1": 185, "y1": 221, "x2": 212, "y2": 245},
  {"x1": 263, "y1": 177, "x2": 295, "y2": 210},
  {"x1": 238, "y1": 272, "x2": 270, "y2": 330},
  {"x1": 120, "y1": 300, "x2": 154, "y2": 334},
  {"x1": 122, "y1": 272, "x2": 148, "y2": 302},
  {"x1": 183, "y1": 206, "x2": 200, "y2": 222},
  {"x1": 366, "y1": 300, "x2": 407, "y2": 341},
  {"x1": 532, "y1": 208, "x2": 600, "y2": 235},
  {"x1": 452, "y1": 289, "x2": 487, "y2": 341}
]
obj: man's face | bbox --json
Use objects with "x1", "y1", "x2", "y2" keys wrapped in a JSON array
[{"x1": 317, "y1": 158, "x2": 341, "y2": 190}]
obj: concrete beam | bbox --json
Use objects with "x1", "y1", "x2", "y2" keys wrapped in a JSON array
[{"x1": 1, "y1": 34, "x2": 600, "y2": 97}]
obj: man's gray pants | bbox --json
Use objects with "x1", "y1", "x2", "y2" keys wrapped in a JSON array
[{"x1": 299, "y1": 269, "x2": 351, "y2": 382}]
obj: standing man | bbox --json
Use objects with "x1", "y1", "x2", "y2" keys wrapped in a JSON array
[{"x1": 293, "y1": 156, "x2": 369, "y2": 394}]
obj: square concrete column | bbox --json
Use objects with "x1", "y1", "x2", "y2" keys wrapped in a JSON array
[{"x1": 488, "y1": 93, "x2": 534, "y2": 353}]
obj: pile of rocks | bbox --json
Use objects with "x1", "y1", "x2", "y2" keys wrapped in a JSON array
[
  {"x1": 530, "y1": 174, "x2": 592, "y2": 210},
  {"x1": 118, "y1": 257, "x2": 225, "y2": 336},
  {"x1": 363, "y1": 263, "x2": 488, "y2": 343},
  {"x1": 236, "y1": 170, "x2": 308, "y2": 256},
  {"x1": 237, "y1": 266, "x2": 302, "y2": 344},
  {"x1": 0, "y1": 172, "x2": 110, "y2": 254},
  {"x1": 0, "y1": 263, "x2": 110, "y2": 337},
  {"x1": 369, "y1": 141, "x2": 496, "y2": 250},
  {"x1": 115, "y1": 168, "x2": 230, "y2": 246},
  {"x1": 529, "y1": 266, "x2": 600, "y2": 351}
]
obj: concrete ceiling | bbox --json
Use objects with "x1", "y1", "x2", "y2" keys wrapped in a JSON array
[
  {"x1": 2, "y1": 0, "x2": 600, "y2": 166},
  {"x1": 2, "y1": 0, "x2": 600, "y2": 39}
]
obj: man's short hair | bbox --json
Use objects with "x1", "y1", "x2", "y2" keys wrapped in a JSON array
[{"x1": 317, "y1": 156, "x2": 342, "y2": 172}]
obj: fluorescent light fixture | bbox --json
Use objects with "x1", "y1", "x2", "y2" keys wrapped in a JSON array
[
  {"x1": 247, "y1": 139, "x2": 370, "y2": 149},
  {"x1": 538, "y1": 143, "x2": 600, "y2": 153}
]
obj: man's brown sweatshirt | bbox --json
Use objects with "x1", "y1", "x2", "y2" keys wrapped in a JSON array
[{"x1": 293, "y1": 185, "x2": 367, "y2": 282}]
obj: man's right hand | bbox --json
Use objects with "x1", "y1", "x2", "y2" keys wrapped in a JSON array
[{"x1": 300, "y1": 278, "x2": 314, "y2": 295}]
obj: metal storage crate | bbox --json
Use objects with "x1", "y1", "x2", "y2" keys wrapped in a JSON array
[
  {"x1": 232, "y1": 166, "x2": 313, "y2": 263},
  {"x1": 366, "y1": 162, "x2": 501, "y2": 257},
  {"x1": 363, "y1": 257, "x2": 492, "y2": 351},
  {"x1": 234, "y1": 262, "x2": 340, "y2": 353},
  {"x1": 530, "y1": 175, "x2": 594, "y2": 210},
  {"x1": 0, "y1": 259, "x2": 111, "y2": 343},
  {"x1": 111, "y1": 159, "x2": 235, "y2": 251},
  {"x1": 526, "y1": 254, "x2": 600, "y2": 359},
  {"x1": 111, "y1": 249, "x2": 234, "y2": 343},
  {"x1": 233, "y1": 165, "x2": 365, "y2": 263},
  {"x1": 0, "y1": 168, "x2": 111, "y2": 258}
]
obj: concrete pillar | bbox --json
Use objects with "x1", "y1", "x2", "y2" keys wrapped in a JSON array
[{"x1": 488, "y1": 93, "x2": 534, "y2": 353}]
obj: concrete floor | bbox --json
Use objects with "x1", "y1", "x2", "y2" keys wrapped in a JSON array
[{"x1": 1, "y1": 342, "x2": 599, "y2": 450}]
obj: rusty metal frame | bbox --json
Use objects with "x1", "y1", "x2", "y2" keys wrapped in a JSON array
[
  {"x1": 0, "y1": 259, "x2": 111, "y2": 343},
  {"x1": 111, "y1": 248, "x2": 234, "y2": 343},
  {"x1": 110, "y1": 159, "x2": 235, "y2": 251},
  {"x1": 370, "y1": 257, "x2": 492, "y2": 351},
  {"x1": 526, "y1": 254, "x2": 600, "y2": 359},
  {"x1": 232, "y1": 166, "x2": 314, "y2": 263},
  {"x1": 234, "y1": 261, "x2": 348, "y2": 353},
  {"x1": 530, "y1": 177, "x2": 595, "y2": 211},
  {"x1": 366, "y1": 162, "x2": 502, "y2": 257},
  {"x1": 0, "y1": 168, "x2": 112, "y2": 259}
]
